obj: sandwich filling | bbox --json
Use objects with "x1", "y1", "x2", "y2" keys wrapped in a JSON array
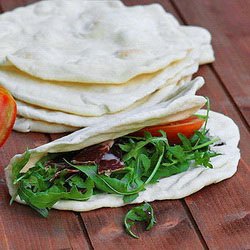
[{"x1": 11, "y1": 108, "x2": 220, "y2": 217}]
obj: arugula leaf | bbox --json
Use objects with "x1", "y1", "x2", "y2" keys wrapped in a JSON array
[
  {"x1": 15, "y1": 161, "x2": 94, "y2": 216},
  {"x1": 168, "y1": 145, "x2": 186, "y2": 162},
  {"x1": 30, "y1": 205, "x2": 49, "y2": 218},
  {"x1": 178, "y1": 133, "x2": 192, "y2": 150},
  {"x1": 34, "y1": 153, "x2": 60, "y2": 166},
  {"x1": 72, "y1": 165, "x2": 129, "y2": 195},
  {"x1": 123, "y1": 193, "x2": 139, "y2": 203},
  {"x1": 68, "y1": 175, "x2": 87, "y2": 188},
  {"x1": 12, "y1": 150, "x2": 31, "y2": 182},
  {"x1": 118, "y1": 143, "x2": 132, "y2": 152},
  {"x1": 122, "y1": 136, "x2": 167, "y2": 162},
  {"x1": 193, "y1": 151, "x2": 219, "y2": 168},
  {"x1": 151, "y1": 161, "x2": 189, "y2": 183},
  {"x1": 124, "y1": 202, "x2": 156, "y2": 238},
  {"x1": 203, "y1": 97, "x2": 210, "y2": 133},
  {"x1": 19, "y1": 177, "x2": 93, "y2": 207},
  {"x1": 139, "y1": 154, "x2": 151, "y2": 173}
]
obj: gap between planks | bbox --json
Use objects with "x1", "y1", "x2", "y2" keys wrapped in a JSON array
[
  {"x1": 209, "y1": 64, "x2": 250, "y2": 131},
  {"x1": 169, "y1": 0, "x2": 250, "y2": 131},
  {"x1": 180, "y1": 200, "x2": 209, "y2": 250},
  {"x1": 75, "y1": 213, "x2": 95, "y2": 250}
]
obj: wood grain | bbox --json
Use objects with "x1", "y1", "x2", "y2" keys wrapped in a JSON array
[
  {"x1": 171, "y1": 0, "x2": 250, "y2": 126},
  {"x1": 188, "y1": 65, "x2": 250, "y2": 250},
  {"x1": 0, "y1": 132, "x2": 91, "y2": 250},
  {"x1": 81, "y1": 200, "x2": 205, "y2": 250}
]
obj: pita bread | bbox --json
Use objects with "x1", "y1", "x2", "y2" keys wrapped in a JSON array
[
  {"x1": 0, "y1": 0, "x2": 213, "y2": 83},
  {"x1": 0, "y1": 55, "x2": 198, "y2": 116},
  {"x1": 14, "y1": 116, "x2": 77, "y2": 133},
  {"x1": 5, "y1": 108, "x2": 240, "y2": 211},
  {"x1": 179, "y1": 26, "x2": 214, "y2": 64},
  {"x1": 14, "y1": 76, "x2": 204, "y2": 132}
]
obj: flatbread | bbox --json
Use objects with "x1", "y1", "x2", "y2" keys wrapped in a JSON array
[
  {"x1": 6, "y1": 93, "x2": 205, "y2": 161},
  {"x1": 179, "y1": 26, "x2": 214, "y2": 64},
  {"x1": 0, "y1": 0, "x2": 213, "y2": 83},
  {"x1": 5, "y1": 108, "x2": 240, "y2": 212},
  {"x1": 0, "y1": 55, "x2": 198, "y2": 116},
  {"x1": 16, "y1": 76, "x2": 205, "y2": 130},
  {"x1": 14, "y1": 116, "x2": 77, "y2": 133}
]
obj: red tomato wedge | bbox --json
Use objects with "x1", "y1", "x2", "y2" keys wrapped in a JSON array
[
  {"x1": 131, "y1": 116, "x2": 205, "y2": 144},
  {"x1": 0, "y1": 87, "x2": 17, "y2": 147}
]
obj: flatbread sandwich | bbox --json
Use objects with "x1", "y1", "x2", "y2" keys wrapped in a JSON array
[{"x1": 5, "y1": 93, "x2": 240, "y2": 217}]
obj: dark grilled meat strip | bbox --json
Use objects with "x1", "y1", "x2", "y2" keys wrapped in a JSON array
[
  {"x1": 71, "y1": 140, "x2": 114, "y2": 165},
  {"x1": 49, "y1": 169, "x2": 80, "y2": 183},
  {"x1": 98, "y1": 153, "x2": 125, "y2": 174}
]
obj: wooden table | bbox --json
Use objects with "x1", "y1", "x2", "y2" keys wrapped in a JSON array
[{"x1": 0, "y1": 0, "x2": 249, "y2": 249}]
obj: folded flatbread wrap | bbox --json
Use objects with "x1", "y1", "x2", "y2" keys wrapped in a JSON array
[{"x1": 5, "y1": 95, "x2": 240, "y2": 212}]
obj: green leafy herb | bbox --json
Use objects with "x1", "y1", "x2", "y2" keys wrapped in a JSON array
[
  {"x1": 68, "y1": 137, "x2": 165, "y2": 202},
  {"x1": 124, "y1": 202, "x2": 156, "y2": 238},
  {"x1": 12, "y1": 150, "x2": 31, "y2": 182}
]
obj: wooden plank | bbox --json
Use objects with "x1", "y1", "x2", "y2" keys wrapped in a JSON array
[
  {"x1": 0, "y1": 132, "x2": 91, "y2": 249},
  {"x1": 0, "y1": 0, "x2": 39, "y2": 11},
  {"x1": 81, "y1": 200, "x2": 205, "y2": 250},
  {"x1": 189, "y1": 66, "x2": 250, "y2": 249},
  {"x1": 171, "y1": 0, "x2": 250, "y2": 126}
]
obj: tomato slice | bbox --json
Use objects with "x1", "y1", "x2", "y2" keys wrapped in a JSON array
[
  {"x1": 131, "y1": 115, "x2": 205, "y2": 144},
  {"x1": 0, "y1": 87, "x2": 17, "y2": 147}
]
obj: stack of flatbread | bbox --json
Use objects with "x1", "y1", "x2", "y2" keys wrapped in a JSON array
[{"x1": 0, "y1": 0, "x2": 214, "y2": 133}]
